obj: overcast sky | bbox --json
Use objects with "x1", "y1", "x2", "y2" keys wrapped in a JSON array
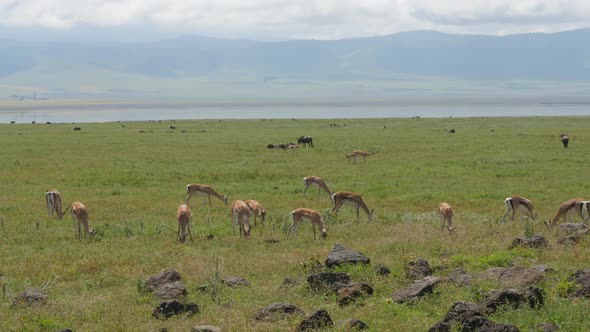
[{"x1": 1, "y1": 0, "x2": 590, "y2": 41}]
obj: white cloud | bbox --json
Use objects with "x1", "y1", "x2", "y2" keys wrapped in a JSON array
[{"x1": 0, "y1": 0, "x2": 589, "y2": 39}]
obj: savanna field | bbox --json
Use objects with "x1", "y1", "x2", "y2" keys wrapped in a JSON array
[{"x1": 2, "y1": 116, "x2": 590, "y2": 331}]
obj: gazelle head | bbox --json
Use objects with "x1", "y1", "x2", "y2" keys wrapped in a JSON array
[
  {"x1": 261, "y1": 208, "x2": 267, "y2": 222},
  {"x1": 321, "y1": 227, "x2": 328, "y2": 239},
  {"x1": 368, "y1": 209, "x2": 375, "y2": 221},
  {"x1": 223, "y1": 195, "x2": 229, "y2": 206}
]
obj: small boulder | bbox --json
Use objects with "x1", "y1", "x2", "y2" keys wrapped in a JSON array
[
  {"x1": 407, "y1": 258, "x2": 432, "y2": 279},
  {"x1": 558, "y1": 223, "x2": 588, "y2": 236},
  {"x1": 12, "y1": 289, "x2": 48, "y2": 306},
  {"x1": 192, "y1": 326, "x2": 221, "y2": 332},
  {"x1": 483, "y1": 286, "x2": 544, "y2": 313},
  {"x1": 536, "y1": 322, "x2": 559, "y2": 332},
  {"x1": 337, "y1": 318, "x2": 369, "y2": 330},
  {"x1": 279, "y1": 277, "x2": 302, "y2": 290},
  {"x1": 509, "y1": 235, "x2": 548, "y2": 249},
  {"x1": 337, "y1": 282, "x2": 374, "y2": 306},
  {"x1": 146, "y1": 269, "x2": 182, "y2": 292},
  {"x1": 294, "y1": 309, "x2": 334, "y2": 331},
  {"x1": 447, "y1": 268, "x2": 474, "y2": 287},
  {"x1": 558, "y1": 235, "x2": 581, "y2": 246},
  {"x1": 479, "y1": 266, "x2": 544, "y2": 288},
  {"x1": 254, "y1": 302, "x2": 305, "y2": 321},
  {"x1": 428, "y1": 301, "x2": 520, "y2": 332},
  {"x1": 373, "y1": 263, "x2": 391, "y2": 276},
  {"x1": 223, "y1": 276, "x2": 250, "y2": 288},
  {"x1": 391, "y1": 276, "x2": 441, "y2": 304},
  {"x1": 570, "y1": 268, "x2": 590, "y2": 297},
  {"x1": 152, "y1": 300, "x2": 199, "y2": 319},
  {"x1": 307, "y1": 271, "x2": 350, "y2": 293},
  {"x1": 325, "y1": 243, "x2": 370, "y2": 268},
  {"x1": 154, "y1": 281, "x2": 187, "y2": 300}
]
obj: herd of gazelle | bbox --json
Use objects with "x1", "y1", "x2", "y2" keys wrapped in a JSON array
[{"x1": 46, "y1": 181, "x2": 590, "y2": 241}]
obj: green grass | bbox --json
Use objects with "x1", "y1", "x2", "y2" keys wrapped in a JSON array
[{"x1": 1, "y1": 117, "x2": 590, "y2": 331}]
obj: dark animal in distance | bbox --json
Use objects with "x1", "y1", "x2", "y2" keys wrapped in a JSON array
[
  {"x1": 73, "y1": 127, "x2": 81, "y2": 131},
  {"x1": 297, "y1": 136, "x2": 313, "y2": 148},
  {"x1": 560, "y1": 133, "x2": 569, "y2": 148}
]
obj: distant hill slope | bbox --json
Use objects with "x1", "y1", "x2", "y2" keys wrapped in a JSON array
[{"x1": 0, "y1": 29, "x2": 589, "y2": 99}]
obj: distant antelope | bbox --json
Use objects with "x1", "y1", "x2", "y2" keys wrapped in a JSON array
[
  {"x1": 303, "y1": 176, "x2": 332, "y2": 198},
  {"x1": 185, "y1": 184, "x2": 228, "y2": 206},
  {"x1": 45, "y1": 189, "x2": 69, "y2": 219},
  {"x1": 345, "y1": 150, "x2": 372, "y2": 163},
  {"x1": 502, "y1": 195, "x2": 536, "y2": 222},
  {"x1": 176, "y1": 204, "x2": 193, "y2": 243},
  {"x1": 331, "y1": 191, "x2": 374, "y2": 221},
  {"x1": 545, "y1": 198, "x2": 589, "y2": 227},
  {"x1": 71, "y1": 202, "x2": 94, "y2": 240},
  {"x1": 438, "y1": 202, "x2": 455, "y2": 233},
  {"x1": 287, "y1": 208, "x2": 327, "y2": 240},
  {"x1": 244, "y1": 200, "x2": 266, "y2": 226},
  {"x1": 231, "y1": 200, "x2": 252, "y2": 238}
]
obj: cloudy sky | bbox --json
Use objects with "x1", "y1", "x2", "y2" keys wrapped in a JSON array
[{"x1": 1, "y1": 0, "x2": 589, "y2": 41}]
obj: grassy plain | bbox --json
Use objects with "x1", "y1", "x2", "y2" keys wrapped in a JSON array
[{"x1": 1, "y1": 116, "x2": 590, "y2": 331}]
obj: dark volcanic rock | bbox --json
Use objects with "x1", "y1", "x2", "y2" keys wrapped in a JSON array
[
  {"x1": 154, "y1": 281, "x2": 187, "y2": 300},
  {"x1": 536, "y1": 322, "x2": 559, "y2": 332},
  {"x1": 223, "y1": 276, "x2": 250, "y2": 288},
  {"x1": 479, "y1": 266, "x2": 544, "y2": 288},
  {"x1": 337, "y1": 318, "x2": 369, "y2": 330},
  {"x1": 509, "y1": 235, "x2": 548, "y2": 249},
  {"x1": 279, "y1": 277, "x2": 302, "y2": 290},
  {"x1": 407, "y1": 258, "x2": 432, "y2": 279},
  {"x1": 12, "y1": 289, "x2": 48, "y2": 306},
  {"x1": 337, "y1": 282, "x2": 374, "y2": 306},
  {"x1": 447, "y1": 268, "x2": 474, "y2": 286},
  {"x1": 558, "y1": 223, "x2": 588, "y2": 236},
  {"x1": 254, "y1": 302, "x2": 305, "y2": 321},
  {"x1": 294, "y1": 309, "x2": 334, "y2": 331},
  {"x1": 192, "y1": 326, "x2": 221, "y2": 332},
  {"x1": 146, "y1": 269, "x2": 187, "y2": 300},
  {"x1": 152, "y1": 300, "x2": 199, "y2": 319},
  {"x1": 391, "y1": 276, "x2": 441, "y2": 304},
  {"x1": 373, "y1": 263, "x2": 391, "y2": 276},
  {"x1": 558, "y1": 235, "x2": 581, "y2": 246},
  {"x1": 307, "y1": 271, "x2": 350, "y2": 293},
  {"x1": 483, "y1": 286, "x2": 544, "y2": 313},
  {"x1": 146, "y1": 269, "x2": 182, "y2": 292},
  {"x1": 428, "y1": 301, "x2": 520, "y2": 332},
  {"x1": 570, "y1": 268, "x2": 590, "y2": 297},
  {"x1": 325, "y1": 243, "x2": 370, "y2": 268}
]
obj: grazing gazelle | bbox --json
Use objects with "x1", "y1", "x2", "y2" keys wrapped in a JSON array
[
  {"x1": 438, "y1": 202, "x2": 455, "y2": 233},
  {"x1": 244, "y1": 199, "x2": 266, "y2": 226},
  {"x1": 71, "y1": 201, "x2": 94, "y2": 240},
  {"x1": 287, "y1": 208, "x2": 327, "y2": 240},
  {"x1": 303, "y1": 176, "x2": 332, "y2": 198},
  {"x1": 345, "y1": 150, "x2": 372, "y2": 163},
  {"x1": 331, "y1": 191, "x2": 374, "y2": 221},
  {"x1": 544, "y1": 198, "x2": 589, "y2": 227},
  {"x1": 231, "y1": 200, "x2": 252, "y2": 238},
  {"x1": 176, "y1": 204, "x2": 193, "y2": 243},
  {"x1": 185, "y1": 184, "x2": 228, "y2": 206},
  {"x1": 46, "y1": 189, "x2": 69, "y2": 219},
  {"x1": 502, "y1": 195, "x2": 536, "y2": 222}
]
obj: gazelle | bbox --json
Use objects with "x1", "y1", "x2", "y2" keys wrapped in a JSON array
[
  {"x1": 545, "y1": 198, "x2": 589, "y2": 227},
  {"x1": 46, "y1": 189, "x2": 69, "y2": 219},
  {"x1": 71, "y1": 201, "x2": 94, "y2": 240},
  {"x1": 230, "y1": 200, "x2": 252, "y2": 238},
  {"x1": 331, "y1": 191, "x2": 374, "y2": 221},
  {"x1": 303, "y1": 176, "x2": 332, "y2": 198},
  {"x1": 176, "y1": 204, "x2": 193, "y2": 243},
  {"x1": 438, "y1": 202, "x2": 455, "y2": 232},
  {"x1": 287, "y1": 208, "x2": 327, "y2": 240},
  {"x1": 345, "y1": 150, "x2": 372, "y2": 163},
  {"x1": 502, "y1": 195, "x2": 536, "y2": 222},
  {"x1": 185, "y1": 184, "x2": 228, "y2": 206},
  {"x1": 244, "y1": 199, "x2": 266, "y2": 226}
]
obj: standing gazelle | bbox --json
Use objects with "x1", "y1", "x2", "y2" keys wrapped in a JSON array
[
  {"x1": 303, "y1": 176, "x2": 332, "y2": 199},
  {"x1": 185, "y1": 184, "x2": 228, "y2": 206},
  {"x1": 545, "y1": 198, "x2": 589, "y2": 227},
  {"x1": 287, "y1": 208, "x2": 327, "y2": 240},
  {"x1": 331, "y1": 191, "x2": 374, "y2": 221},
  {"x1": 231, "y1": 200, "x2": 252, "y2": 238},
  {"x1": 438, "y1": 202, "x2": 455, "y2": 233},
  {"x1": 46, "y1": 189, "x2": 68, "y2": 219},
  {"x1": 176, "y1": 204, "x2": 193, "y2": 243},
  {"x1": 502, "y1": 195, "x2": 536, "y2": 222},
  {"x1": 244, "y1": 200, "x2": 266, "y2": 226},
  {"x1": 71, "y1": 202, "x2": 94, "y2": 240}
]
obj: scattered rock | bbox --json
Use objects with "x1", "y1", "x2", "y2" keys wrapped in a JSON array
[
  {"x1": 531, "y1": 265, "x2": 553, "y2": 274},
  {"x1": 479, "y1": 266, "x2": 545, "y2": 288},
  {"x1": 294, "y1": 309, "x2": 334, "y2": 331},
  {"x1": 307, "y1": 271, "x2": 351, "y2": 293},
  {"x1": 558, "y1": 223, "x2": 588, "y2": 236},
  {"x1": 223, "y1": 277, "x2": 250, "y2": 288},
  {"x1": 337, "y1": 282, "x2": 374, "y2": 306},
  {"x1": 152, "y1": 300, "x2": 199, "y2": 319},
  {"x1": 428, "y1": 301, "x2": 520, "y2": 332},
  {"x1": 536, "y1": 322, "x2": 559, "y2": 331},
  {"x1": 146, "y1": 269, "x2": 187, "y2": 300},
  {"x1": 154, "y1": 281, "x2": 187, "y2": 300},
  {"x1": 279, "y1": 277, "x2": 302, "y2": 290},
  {"x1": 373, "y1": 263, "x2": 391, "y2": 276},
  {"x1": 254, "y1": 302, "x2": 305, "y2": 321},
  {"x1": 325, "y1": 243, "x2": 370, "y2": 268},
  {"x1": 337, "y1": 318, "x2": 369, "y2": 330},
  {"x1": 192, "y1": 326, "x2": 221, "y2": 332},
  {"x1": 391, "y1": 276, "x2": 441, "y2": 304},
  {"x1": 407, "y1": 258, "x2": 432, "y2": 279},
  {"x1": 447, "y1": 268, "x2": 474, "y2": 286},
  {"x1": 12, "y1": 288, "x2": 48, "y2": 306},
  {"x1": 570, "y1": 268, "x2": 590, "y2": 297},
  {"x1": 558, "y1": 235, "x2": 581, "y2": 246},
  {"x1": 483, "y1": 286, "x2": 544, "y2": 313},
  {"x1": 509, "y1": 235, "x2": 548, "y2": 249}
]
